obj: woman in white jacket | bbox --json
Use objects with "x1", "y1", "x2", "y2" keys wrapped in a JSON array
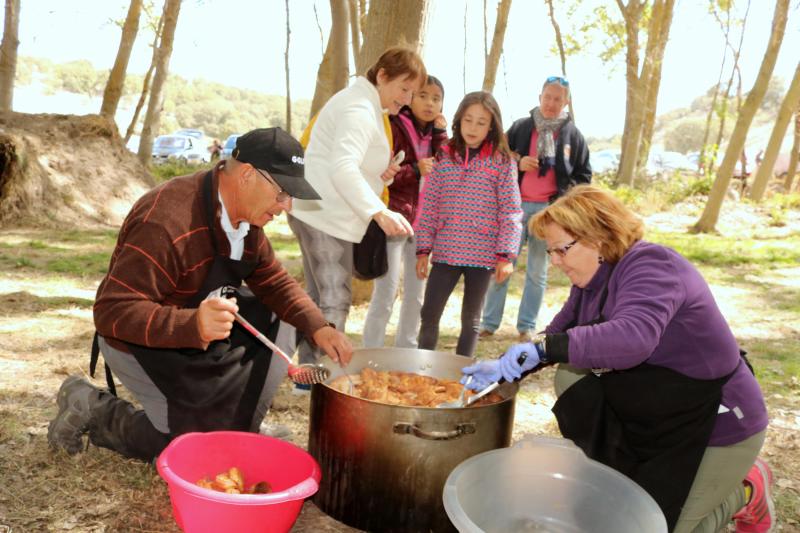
[{"x1": 289, "y1": 47, "x2": 426, "y2": 369}]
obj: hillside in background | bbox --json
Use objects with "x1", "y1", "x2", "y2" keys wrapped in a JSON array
[
  {"x1": 587, "y1": 75, "x2": 790, "y2": 158},
  {"x1": 13, "y1": 56, "x2": 311, "y2": 142}
]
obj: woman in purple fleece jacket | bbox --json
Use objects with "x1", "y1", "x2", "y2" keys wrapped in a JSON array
[{"x1": 463, "y1": 185, "x2": 772, "y2": 533}]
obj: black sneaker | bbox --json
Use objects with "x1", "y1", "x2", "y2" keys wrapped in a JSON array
[{"x1": 47, "y1": 376, "x2": 100, "y2": 455}]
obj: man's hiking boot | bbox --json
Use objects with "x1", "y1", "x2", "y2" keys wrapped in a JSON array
[{"x1": 47, "y1": 375, "x2": 101, "y2": 455}]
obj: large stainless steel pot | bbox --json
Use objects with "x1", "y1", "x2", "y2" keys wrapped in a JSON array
[{"x1": 309, "y1": 348, "x2": 518, "y2": 532}]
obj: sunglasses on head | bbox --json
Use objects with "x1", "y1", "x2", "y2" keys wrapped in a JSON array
[{"x1": 545, "y1": 76, "x2": 570, "y2": 87}]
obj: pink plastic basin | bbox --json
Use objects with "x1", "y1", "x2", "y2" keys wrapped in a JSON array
[{"x1": 156, "y1": 431, "x2": 321, "y2": 533}]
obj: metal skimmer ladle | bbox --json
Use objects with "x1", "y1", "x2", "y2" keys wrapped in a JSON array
[
  {"x1": 233, "y1": 311, "x2": 330, "y2": 385},
  {"x1": 436, "y1": 375, "x2": 473, "y2": 408}
]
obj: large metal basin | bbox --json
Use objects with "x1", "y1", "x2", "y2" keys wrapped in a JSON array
[{"x1": 309, "y1": 348, "x2": 518, "y2": 532}]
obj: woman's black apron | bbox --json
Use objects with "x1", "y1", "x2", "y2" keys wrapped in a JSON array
[
  {"x1": 91, "y1": 170, "x2": 277, "y2": 436},
  {"x1": 551, "y1": 267, "x2": 735, "y2": 531}
]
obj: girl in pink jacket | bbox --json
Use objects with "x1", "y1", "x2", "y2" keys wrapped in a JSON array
[{"x1": 415, "y1": 91, "x2": 522, "y2": 357}]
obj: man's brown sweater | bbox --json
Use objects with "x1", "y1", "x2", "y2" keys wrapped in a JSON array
[{"x1": 93, "y1": 165, "x2": 327, "y2": 351}]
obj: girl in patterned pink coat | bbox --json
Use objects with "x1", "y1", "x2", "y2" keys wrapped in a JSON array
[{"x1": 415, "y1": 91, "x2": 522, "y2": 357}]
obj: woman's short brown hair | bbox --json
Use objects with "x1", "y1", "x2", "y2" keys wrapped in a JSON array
[
  {"x1": 365, "y1": 46, "x2": 427, "y2": 87},
  {"x1": 530, "y1": 185, "x2": 644, "y2": 263}
]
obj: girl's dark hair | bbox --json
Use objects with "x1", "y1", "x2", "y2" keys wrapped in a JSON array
[
  {"x1": 365, "y1": 46, "x2": 427, "y2": 87},
  {"x1": 448, "y1": 91, "x2": 510, "y2": 160},
  {"x1": 426, "y1": 75, "x2": 444, "y2": 99}
]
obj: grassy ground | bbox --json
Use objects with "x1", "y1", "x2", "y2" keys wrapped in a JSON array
[{"x1": 0, "y1": 194, "x2": 799, "y2": 532}]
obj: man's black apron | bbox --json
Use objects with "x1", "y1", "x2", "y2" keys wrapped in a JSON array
[
  {"x1": 91, "y1": 170, "x2": 277, "y2": 437},
  {"x1": 551, "y1": 267, "x2": 735, "y2": 531}
]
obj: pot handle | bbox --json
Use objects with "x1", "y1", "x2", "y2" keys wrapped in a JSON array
[{"x1": 393, "y1": 422, "x2": 476, "y2": 441}]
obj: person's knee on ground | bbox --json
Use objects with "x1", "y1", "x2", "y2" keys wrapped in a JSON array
[{"x1": 554, "y1": 363, "x2": 591, "y2": 397}]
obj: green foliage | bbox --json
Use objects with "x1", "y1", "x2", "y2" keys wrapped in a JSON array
[
  {"x1": 596, "y1": 173, "x2": 713, "y2": 215},
  {"x1": 149, "y1": 160, "x2": 204, "y2": 183},
  {"x1": 18, "y1": 56, "x2": 311, "y2": 142},
  {"x1": 663, "y1": 118, "x2": 708, "y2": 154},
  {"x1": 45, "y1": 59, "x2": 108, "y2": 97}
]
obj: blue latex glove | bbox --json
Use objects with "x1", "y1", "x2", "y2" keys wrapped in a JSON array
[
  {"x1": 498, "y1": 342, "x2": 543, "y2": 382},
  {"x1": 460, "y1": 360, "x2": 501, "y2": 391}
]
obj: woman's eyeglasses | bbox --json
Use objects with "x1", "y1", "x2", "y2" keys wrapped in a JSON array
[
  {"x1": 546, "y1": 239, "x2": 578, "y2": 258},
  {"x1": 545, "y1": 76, "x2": 570, "y2": 87},
  {"x1": 255, "y1": 169, "x2": 291, "y2": 203}
]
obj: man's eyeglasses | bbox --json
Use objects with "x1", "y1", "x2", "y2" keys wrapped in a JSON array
[
  {"x1": 546, "y1": 239, "x2": 578, "y2": 258},
  {"x1": 545, "y1": 76, "x2": 570, "y2": 87},
  {"x1": 255, "y1": 169, "x2": 291, "y2": 203}
]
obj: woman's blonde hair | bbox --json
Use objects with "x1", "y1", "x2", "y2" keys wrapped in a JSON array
[{"x1": 530, "y1": 185, "x2": 644, "y2": 263}]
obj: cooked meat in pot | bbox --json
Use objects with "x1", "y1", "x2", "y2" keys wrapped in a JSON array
[{"x1": 328, "y1": 367, "x2": 503, "y2": 407}]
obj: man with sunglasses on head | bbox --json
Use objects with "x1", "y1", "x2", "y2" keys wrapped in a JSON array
[
  {"x1": 479, "y1": 75, "x2": 592, "y2": 343},
  {"x1": 48, "y1": 127, "x2": 352, "y2": 462}
]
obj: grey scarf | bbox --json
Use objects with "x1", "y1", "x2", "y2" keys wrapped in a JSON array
[{"x1": 531, "y1": 107, "x2": 568, "y2": 176}]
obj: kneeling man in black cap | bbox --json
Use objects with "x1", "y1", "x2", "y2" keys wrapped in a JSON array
[{"x1": 48, "y1": 128, "x2": 352, "y2": 461}]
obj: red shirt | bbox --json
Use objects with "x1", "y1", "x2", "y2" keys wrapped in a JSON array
[{"x1": 520, "y1": 130, "x2": 558, "y2": 202}]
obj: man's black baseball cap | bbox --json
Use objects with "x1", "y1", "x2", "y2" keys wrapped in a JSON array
[{"x1": 233, "y1": 127, "x2": 320, "y2": 200}]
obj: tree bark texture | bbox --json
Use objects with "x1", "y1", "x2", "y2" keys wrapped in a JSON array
[
  {"x1": 100, "y1": 0, "x2": 143, "y2": 119},
  {"x1": 693, "y1": 0, "x2": 789, "y2": 233},
  {"x1": 284, "y1": 0, "x2": 292, "y2": 134},
  {"x1": 784, "y1": 110, "x2": 800, "y2": 191},
  {"x1": 482, "y1": 0, "x2": 512, "y2": 93},
  {"x1": 137, "y1": 0, "x2": 182, "y2": 166},
  {"x1": 0, "y1": 0, "x2": 21, "y2": 112},
  {"x1": 748, "y1": 61, "x2": 800, "y2": 200},
  {"x1": 544, "y1": 0, "x2": 573, "y2": 119},
  {"x1": 310, "y1": 0, "x2": 350, "y2": 118},
  {"x1": 614, "y1": 0, "x2": 645, "y2": 186},
  {"x1": 356, "y1": 0, "x2": 430, "y2": 75},
  {"x1": 124, "y1": 14, "x2": 164, "y2": 144},
  {"x1": 347, "y1": 0, "x2": 361, "y2": 64},
  {"x1": 636, "y1": 0, "x2": 675, "y2": 171}
]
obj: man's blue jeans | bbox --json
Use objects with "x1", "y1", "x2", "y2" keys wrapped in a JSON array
[{"x1": 480, "y1": 201, "x2": 549, "y2": 334}]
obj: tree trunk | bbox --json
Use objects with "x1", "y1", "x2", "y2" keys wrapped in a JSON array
[
  {"x1": 124, "y1": 14, "x2": 163, "y2": 144},
  {"x1": 284, "y1": 0, "x2": 292, "y2": 134},
  {"x1": 137, "y1": 0, "x2": 182, "y2": 166},
  {"x1": 356, "y1": 0, "x2": 431, "y2": 75},
  {"x1": 615, "y1": 0, "x2": 645, "y2": 186},
  {"x1": 699, "y1": 7, "x2": 732, "y2": 174},
  {"x1": 544, "y1": 0, "x2": 573, "y2": 119},
  {"x1": 347, "y1": 0, "x2": 361, "y2": 63},
  {"x1": 482, "y1": 0, "x2": 512, "y2": 93},
  {"x1": 100, "y1": 0, "x2": 143, "y2": 120},
  {"x1": 637, "y1": 0, "x2": 675, "y2": 172},
  {"x1": 748, "y1": 61, "x2": 800, "y2": 200},
  {"x1": 310, "y1": 0, "x2": 350, "y2": 118},
  {"x1": 693, "y1": 0, "x2": 789, "y2": 233},
  {"x1": 0, "y1": 0, "x2": 21, "y2": 112},
  {"x1": 784, "y1": 109, "x2": 799, "y2": 191},
  {"x1": 709, "y1": 1, "x2": 750, "y2": 174}
]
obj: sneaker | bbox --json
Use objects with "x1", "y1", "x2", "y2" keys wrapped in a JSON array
[
  {"x1": 518, "y1": 331, "x2": 533, "y2": 343},
  {"x1": 291, "y1": 382, "x2": 311, "y2": 396},
  {"x1": 734, "y1": 457, "x2": 775, "y2": 533},
  {"x1": 47, "y1": 376, "x2": 101, "y2": 455},
  {"x1": 478, "y1": 329, "x2": 494, "y2": 339}
]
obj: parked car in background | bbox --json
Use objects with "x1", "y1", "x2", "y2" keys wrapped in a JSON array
[
  {"x1": 172, "y1": 128, "x2": 205, "y2": 140},
  {"x1": 590, "y1": 149, "x2": 620, "y2": 174},
  {"x1": 221, "y1": 134, "x2": 242, "y2": 160},
  {"x1": 152, "y1": 134, "x2": 211, "y2": 165}
]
